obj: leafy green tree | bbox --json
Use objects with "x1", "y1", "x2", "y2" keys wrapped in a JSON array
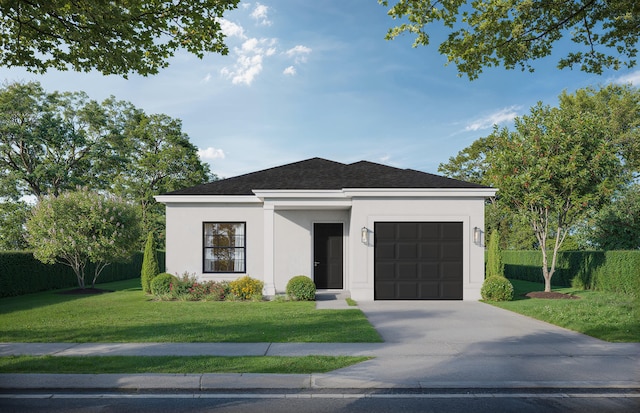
[
  {"x1": 590, "y1": 184, "x2": 640, "y2": 250},
  {"x1": 0, "y1": 200, "x2": 30, "y2": 250},
  {"x1": 486, "y1": 102, "x2": 625, "y2": 292},
  {"x1": 0, "y1": 81, "x2": 125, "y2": 199},
  {"x1": 486, "y1": 229, "x2": 504, "y2": 278},
  {"x1": 141, "y1": 232, "x2": 160, "y2": 294},
  {"x1": 0, "y1": 0, "x2": 239, "y2": 77},
  {"x1": 25, "y1": 188, "x2": 141, "y2": 289},
  {"x1": 380, "y1": 0, "x2": 639, "y2": 79},
  {"x1": 113, "y1": 112, "x2": 213, "y2": 242}
]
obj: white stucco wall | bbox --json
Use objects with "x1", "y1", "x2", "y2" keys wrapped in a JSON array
[
  {"x1": 273, "y1": 209, "x2": 349, "y2": 293},
  {"x1": 163, "y1": 202, "x2": 264, "y2": 282},
  {"x1": 347, "y1": 195, "x2": 487, "y2": 301},
  {"x1": 158, "y1": 189, "x2": 493, "y2": 301}
]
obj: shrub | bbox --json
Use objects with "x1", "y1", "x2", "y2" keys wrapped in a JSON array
[
  {"x1": 228, "y1": 276, "x2": 264, "y2": 301},
  {"x1": 150, "y1": 273, "x2": 176, "y2": 296},
  {"x1": 141, "y1": 232, "x2": 160, "y2": 294},
  {"x1": 486, "y1": 229, "x2": 504, "y2": 278},
  {"x1": 286, "y1": 275, "x2": 316, "y2": 301},
  {"x1": 481, "y1": 276, "x2": 514, "y2": 301},
  {"x1": 187, "y1": 281, "x2": 226, "y2": 301}
]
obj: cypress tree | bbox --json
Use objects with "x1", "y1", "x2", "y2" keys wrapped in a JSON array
[
  {"x1": 141, "y1": 232, "x2": 160, "y2": 293},
  {"x1": 486, "y1": 229, "x2": 504, "y2": 278}
]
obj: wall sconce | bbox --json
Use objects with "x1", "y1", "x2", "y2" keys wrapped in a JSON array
[
  {"x1": 361, "y1": 227, "x2": 368, "y2": 244},
  {"x1": 473, "y1": 227, "x2": 483, "y2": 246}
]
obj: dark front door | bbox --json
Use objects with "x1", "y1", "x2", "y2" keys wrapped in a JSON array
[
  {"x1": 313, "y1": 223, "x2": 344, "y2": 289},
  {"x1": 374, "y1": 222, "x2": 463, "y2": 300}
]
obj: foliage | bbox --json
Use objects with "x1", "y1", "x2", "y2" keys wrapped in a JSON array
[
  {"x1": 0, "y1": 81, "x2": 213, "y2": 248},
  {"x1": 380, "y1": 0, "x2": 640, "y2": 79},
  {"x1": 502, "y1": 250, "x2": 640, "y2": 297},
  {"x1": 150, "y1": 273, "x2": 176, "y2": 297},
  {"x1": 141, "y1": 232, "x2": 160, "y2": 294},
  {"x1": 481, "y1": 276, "x2": 514, "y2": 301},
  {"x1": 590, "y1": 184, "x2": 640, "y2": 250},
  {"x1": 439, "y1": 85, "x2": 640, "y2": 254},
  {"x1": 286, "y1": 275, "x2": 317, "y2": 301},
  {"x1": 0, "y1": 0, "x2": 239, "y2": 77},
  {"x1": 228, "y1": 276, "x2": 264, "y2": 301},
  {"x1": 0, "y1": 278, "x2": 383, "y2": 343},
  {"x1": 25, "y1": 189, "x2": 141, "y2": 288},
  {"x1": 486, "y1": 230, "x2": 504, "y2": 278},
  {"x1": 0, "y1": 200, "x2": 30, "y2": 250},
  {"x1": 0, "y1": 251, "x2": 163, "y2": 298}
]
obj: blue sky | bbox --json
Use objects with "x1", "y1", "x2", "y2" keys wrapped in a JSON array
[{"x1": 1, "y1": 1, "x2": 639, "y2": 179}]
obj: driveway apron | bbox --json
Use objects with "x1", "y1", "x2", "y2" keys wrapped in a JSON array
[{"x1": 313, "y1": 300, "x2": 640, "y2": 388}]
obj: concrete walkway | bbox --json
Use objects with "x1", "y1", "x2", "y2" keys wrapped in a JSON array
[{"x1": 1, "y1": 300, "x2": 639, "y2": 391}]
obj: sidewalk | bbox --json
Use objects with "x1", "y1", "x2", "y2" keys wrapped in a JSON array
[{"x1": 1, "y1": 300, "x2": 639, "y2": 392}]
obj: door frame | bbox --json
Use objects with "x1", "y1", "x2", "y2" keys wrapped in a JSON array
[{"x1": 312, "y1": 221, "x2": 346, "y2": 290}]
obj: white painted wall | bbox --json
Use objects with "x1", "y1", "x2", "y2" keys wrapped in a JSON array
[
  {"x1": 273, "y1": 210, "x2": 349, "y2": 293},
  {"x1": 347, "y1": 196, "x2": 487, "y2": 301},
  {"x1": 163, "y1": 202, "x2": 264, "y2": 282}
]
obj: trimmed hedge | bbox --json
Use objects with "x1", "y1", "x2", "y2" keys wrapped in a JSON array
[
  {"x1": 501, "y1": 250, "x2": 639, "y2": 297},
  {"x1": 0, "y1": 251, "x2": 165, "y2": 297}
]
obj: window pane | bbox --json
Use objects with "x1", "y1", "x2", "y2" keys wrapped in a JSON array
[{"x1": 203, "y1": 223, "x2": 245, "y2": 273}]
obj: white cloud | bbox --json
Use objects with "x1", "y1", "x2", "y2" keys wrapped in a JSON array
[
  {"x1": 198, "y1": 147, "x2": 226, "y2": 160},
  {"x1": 285, "y1": 45, "x2": 312, "y2": 64},
  {"x1": 465, "y1": 106, "x2": 521, "y2": 132},
  {"x1": 613, "y1": 70, "x2": 640, "y2": 86},
  {"x1": 201, "y1": 73, "x2": 212, "y2": 83},
  {"x1": 251, "y1": 3, "x2": 272, "y2": 26},
  {"x1": 219, "y1": 18, "x2": 246, "y2": 39},
  {"x1": 220, "y1": 38, "x2": 277, "y2": 85},
  {"x1": 283, "y1": 66, "x2": 296, "y2": 76}
]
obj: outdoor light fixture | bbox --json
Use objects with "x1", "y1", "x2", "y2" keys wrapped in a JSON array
[
  {"x1": 361, "y1": 227, "x2": 368, "y2": 244},
  {"x1": 473, "y1": 227, "x2": 482, "y2": 246}
]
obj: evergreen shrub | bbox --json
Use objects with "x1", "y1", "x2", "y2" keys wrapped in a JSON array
[
  {"x1": 481, "y1": 276, "x2": 514, "y2": 301},
  {"x1": 286, "y1": 275, "x2": 316, "y2": 301},
  {"x1": 150, "y1": 273, "x2": 176, "y2": 296}
]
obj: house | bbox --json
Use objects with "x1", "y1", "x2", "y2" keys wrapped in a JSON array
[{"x1": 155, "y1": 158, "x2": 497, "y2": 301}]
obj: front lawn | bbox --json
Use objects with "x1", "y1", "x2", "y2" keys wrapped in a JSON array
[
  {"x1": 487, "y1": 279, "x2": 640, "y2": 342},
  {"x1": 0, "y1": 355, "x2": 371, "y2": 374},
  {"x1": 0, "y1": 279, "x2": 382, "y2": 343}
]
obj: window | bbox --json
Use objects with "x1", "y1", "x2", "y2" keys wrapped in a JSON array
[{"x1": 203, "y1": 222, "x2": 246, "y2": 273}]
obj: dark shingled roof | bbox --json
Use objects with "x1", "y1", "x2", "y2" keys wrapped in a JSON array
[{"x1": 165, "y1": 158, "x2": 488, "y2": 195}]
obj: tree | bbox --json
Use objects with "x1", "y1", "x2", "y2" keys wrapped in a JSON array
[
  {"x1": 0, "y1": 200, "x2": 30, "y2": 250},
  {"x1": 0, "y1": 81, "x2": 212, "y2": 249},
  {"x1": 486, "y1": 101, "x2": 625, "y2": 292},
  {"x1": 486, "y1": 229, "x2": 504, "y2": 278},
  {"x1": 112, "y1": 112, "x2": 213, "y2": 242},
  {"x1": 0, "y1": 81, "x2": 125, "y2": 199},
  {"x1": 0, "y1": 0, "x2": 239, "y2": 77},
  {"x1": 25, "y1": 188, "x2": 141, "y2": 289},
  {"x1": 141, "y1": 232, "x2": 160, "y2": 294},
  {"x1": 590, "y1": 184, "x2": 640, "y2": 250},
  {"x1": 380, "y1": 0, "x2": 640, "y2": 79}
]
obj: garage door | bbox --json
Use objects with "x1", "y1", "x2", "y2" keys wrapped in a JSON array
[{"x1": 374, "y1": 222, "x2": 463, "y2": 300}]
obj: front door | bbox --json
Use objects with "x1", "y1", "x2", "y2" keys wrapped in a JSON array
[{"x1": 313, "y1": 223, "x2": 344, "y2": 289}]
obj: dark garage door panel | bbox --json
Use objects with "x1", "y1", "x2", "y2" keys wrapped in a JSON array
[{"x1": 374, "y1": 222, "x2": 463, "y2": 300}]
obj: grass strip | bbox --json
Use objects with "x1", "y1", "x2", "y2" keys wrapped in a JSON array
[
  {"x1": 487, "y1": 279, "x2": 640, "y2": 343},
  {"x1": 0, "y1": 355, "x2": 372, "y2": 374},
  {"x1": 0, "y1": 279, "x2": 382, "y2": 343}
]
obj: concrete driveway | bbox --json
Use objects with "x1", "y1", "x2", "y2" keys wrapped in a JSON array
[{"x1": 313, "y1": 300, "x2": 640, "y2": 388}]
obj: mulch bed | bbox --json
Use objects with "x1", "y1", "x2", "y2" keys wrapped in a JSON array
[
  {"x1": 524, "y1": 291, "x2": 580, "y2": 300},
  {"x1": 57, "y1": 288, "x2": 114, "y2": 295}
]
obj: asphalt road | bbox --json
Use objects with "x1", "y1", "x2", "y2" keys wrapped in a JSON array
[{"x1": 2, "y1": 390, "x2": 639, "y2": 413}]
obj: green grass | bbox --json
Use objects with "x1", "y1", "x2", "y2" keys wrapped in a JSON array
[
  {"x1": 0, "y1": 355, "x2": 371, "y2": 374},
  {"x1": 346, "y1": 298, "x2": 357, "y2": 306},
  {"x1": 488, "y1": 279, "x2": 640, "y2": 342},
  {"x1": 0, "y1": 279, "x2": 382, "y2": 343}
]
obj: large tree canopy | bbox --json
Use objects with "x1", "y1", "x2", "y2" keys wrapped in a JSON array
[
  {"x1": 380, "y1": 0, "x2": 640, "y2": 79},
  {"x1": 0, "y1": 81, "x2": 212, "y2": 249},
  {"x1": 0, "y1": 0, "x2": 239, "y2": 77}
]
